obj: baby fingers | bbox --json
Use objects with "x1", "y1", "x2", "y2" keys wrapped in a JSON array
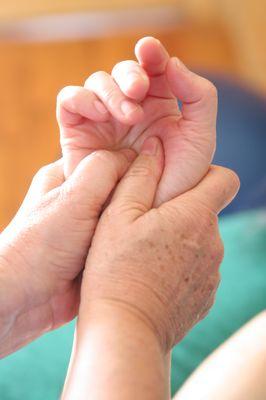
[
  {"x1": 57, "y1": 85, "x2": 110, "y2": 127},
  {"x1": 111, "y1": 60, "x2": 150, "y2": 101},
  {"x1": 84, "y1": 71, "x2": 144, "y2": 125}
]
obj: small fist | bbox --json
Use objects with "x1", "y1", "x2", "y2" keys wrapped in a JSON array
[{"x1": 57, "y1": 37, "x2": 217, "y2": 206}]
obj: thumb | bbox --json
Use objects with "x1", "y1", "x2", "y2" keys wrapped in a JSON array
[
  {"x1": 166, "y1": 57, "x2": 217, "y2": 129},
  {"x1": 61, "y1": 148, "x2": 136, "y2": 217},
  {"x1": 21, "y1": 159, "x2": 65, "y2": 209},
  {"x1": 110, "y1": 137, "x2": 164, "y2": 220},
  {"x1": 166, "y1": 166, "x2": 240, "y2": 215}
]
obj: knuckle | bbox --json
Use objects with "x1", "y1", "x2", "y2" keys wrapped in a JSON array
[
  {"x1": 191, "y1": 207, "x2": 218, "y2": 234},
  {"x1": 126, "y1": 162, "x2": 154, "y2": 179},
  {"x1": 205, "y1": 80, "x2": 218, "y2": 98},
  {"x1": 107, "y1": 199, "x2": 148, "y2": 218},
  {"x1": 225, "y1": 167, "x2": 241, "y2": 191},
  {"x1": 200, "y1": 275, "x2": 220, "y2": 318},
  {"x1": 179, "y1": 197, "x2": 218, "y2": 232},
  {"x1": 123, "y1": 200, "x2": 149, "y2": 215},
  {"x1": 103, "y1": 202, "x2": 125, "y2": 220},
  {"x1": 33, "y1": 164, "x2": 53, "y2": 182},
  {"x1": 211, "y1": 166, "x2": 240, "y2": 204},
  {"x1": 103, "y1": 86, "x2": 118, "y2": 103}
]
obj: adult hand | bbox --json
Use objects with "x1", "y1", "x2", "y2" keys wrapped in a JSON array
[
  {"x1": 57, "y1": 37, "x2": 217, "y2": 205},
  {"x1": 80, "y1": 137, "x2": 240, "y2": 351},
  {"x1": 0, "y1": 149, "x2": 135, "y2": 357}
]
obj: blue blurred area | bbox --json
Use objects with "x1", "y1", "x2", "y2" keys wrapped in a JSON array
[{"x1": 207, "y1": 74, "x2": 266, "y2": 214}]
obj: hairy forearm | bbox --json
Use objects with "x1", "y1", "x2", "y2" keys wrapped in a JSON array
[{"x1": 62, "y1": 301, "x2": 170, "y2": 400}]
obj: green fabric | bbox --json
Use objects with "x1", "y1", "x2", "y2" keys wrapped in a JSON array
[
  {"x1": 171, "y1": 208, "x2": 266, "y2": 395},
  {"x1": 0, "y1": 322, "x2": 75, "y2": 399},
  {"x1": 0, "y1": 209, "x2": 265, "y2": 399}
]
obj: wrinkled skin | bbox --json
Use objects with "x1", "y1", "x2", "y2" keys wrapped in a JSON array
[
  {"x1": 0, "y1": 150, "x2": 135, "y2": 356},
  {"x1": 80, "y1": 140, "x2": 239, "y2": 351}
]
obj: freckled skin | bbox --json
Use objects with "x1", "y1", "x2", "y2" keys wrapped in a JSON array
[
  {"x1": 147, "y1": 240, "x2": 155, "y2": 248},
  {"x1": 82, "y1": 202, "x2": 223, "y2": 351}
]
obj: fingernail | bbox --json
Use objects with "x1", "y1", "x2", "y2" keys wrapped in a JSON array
[
  {"x1": 94, "y1": 100, "x2": 108, "y2": 114},
  {"x1": 173, "y1": 57, "x2": 188, "y2": 72},
  {"x1": 121, "y1": 100, "x2": 139, "y2": 116},
  {"x1": 141, "y1": 137, "x2": 159, "y2": 156}
]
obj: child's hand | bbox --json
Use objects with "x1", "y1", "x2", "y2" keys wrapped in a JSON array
[{"x1": 57, "y1": 37, "x2": 217, "y2": 205}]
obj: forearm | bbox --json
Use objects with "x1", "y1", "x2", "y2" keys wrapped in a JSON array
[
  {"x1": 62, "y1": 301, "x2": 170, "y2": 400},
  {"x1": 0, "y1": 238, "x2": 51, "y2": 357},
  {"x1": 174, "y1": 312, "x2": 266, "y2": 400}
]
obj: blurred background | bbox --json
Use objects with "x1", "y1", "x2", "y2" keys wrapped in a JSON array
[
  {"x1": 0, "y1": 2, "x2": 265, "y2": 399},
  {"x1": 0, "y1": 0, "x2": 265, "y2": 229}
]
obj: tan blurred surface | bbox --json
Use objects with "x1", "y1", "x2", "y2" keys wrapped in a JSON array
[
  {"x1": 0, "y1": 0, "x2": 178, "y2": 20},
  {"x1": 0, "y1": 0, "x2": 265, "y2": 92}
]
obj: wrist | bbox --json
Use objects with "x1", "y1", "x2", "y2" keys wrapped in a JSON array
[
  {"x1": 64, "y1": 300, "x2": 170, "y2": 399},
  {"x1": 79, "y1": 270, "x2": 176, "y2": 352},
  {"x1": 79, "y1": 298, "x2": 167, "y2": 353},
  {"x1": 79, "y1": 299, "x2": 160, "y2": 347}
]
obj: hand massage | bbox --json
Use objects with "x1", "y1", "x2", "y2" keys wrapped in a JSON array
[{"x1": 0, "y1": 37, "x2": 265, "y2": 399}]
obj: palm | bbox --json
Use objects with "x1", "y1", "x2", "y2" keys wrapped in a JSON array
[{"x1": 58, "y1": 38, "x2": 216, "y2": 204}]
